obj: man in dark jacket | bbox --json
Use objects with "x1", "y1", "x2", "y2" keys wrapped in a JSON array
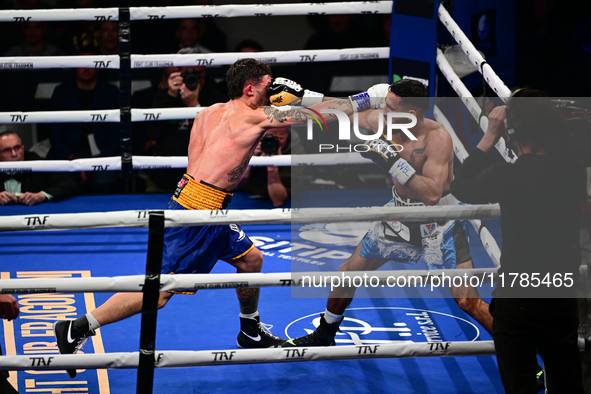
[
  {"x1": 450, "y1": 90, "x2": 585, "y2": 393},
  {"x1": 0, "y1": 131, "x2": 81, "y2": 205},
  {"x1": 46, "y1": 62, "x2": 120, "y2": 193}
]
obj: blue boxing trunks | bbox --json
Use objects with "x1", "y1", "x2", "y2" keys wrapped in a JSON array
[
  {"x1": 161, "y1": 174, "x2": 254, "y2": 282},
  {"x1": 360, "y1": 187, "x2": 471, "y2": 270}
]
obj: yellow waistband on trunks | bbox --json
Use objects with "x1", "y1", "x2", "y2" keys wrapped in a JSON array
[{"x1": 173, "y1": 175, "x2": 233, "y2": 210}]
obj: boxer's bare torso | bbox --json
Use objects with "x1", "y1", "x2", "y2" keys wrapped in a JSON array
[
  {"x1": 363, "y1": 93, "x2": 454, "y2": 204},
  {"x1": 186, "y1": 99, "x2": 269, "y2": 191},
  {"x1": 185, "y1": 74, "x2": 354, "y2": 191}
]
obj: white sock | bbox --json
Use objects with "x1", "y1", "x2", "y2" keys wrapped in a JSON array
[
  {"x1": 86, "y1": 313, "x2": 101, "y2": 331},
  {"x1": 239, "y1": 311, "x2": 259, "y2": 320},
  {"x1": 323, "y1": 310, "x2": 343, "y2": 324}
]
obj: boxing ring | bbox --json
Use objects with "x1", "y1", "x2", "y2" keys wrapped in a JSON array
[{"x1": 0, "y1": 1, "x2": 550, "y2": 393}]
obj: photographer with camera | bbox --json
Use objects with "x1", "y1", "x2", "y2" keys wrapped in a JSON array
[
  {"x1": 145, "y1": 53, "x2": 227, "y2": 192},
  {"x1": 237, "y1": 127, "x2": 304, "y2": 207}
]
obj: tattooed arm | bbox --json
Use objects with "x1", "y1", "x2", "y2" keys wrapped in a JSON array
[{"x1": 257, "y1": 98, "x2": 354, "y2": 129}]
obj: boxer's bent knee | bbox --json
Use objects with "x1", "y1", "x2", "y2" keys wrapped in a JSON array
[{"x1": 228, "y1": 247, "x2": 263, "y2": 273}]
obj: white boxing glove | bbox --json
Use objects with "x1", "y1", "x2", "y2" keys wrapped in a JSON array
[
  {"x1": 366, "y1": 83, "x2": 390, "y2": 109},
  {"x1": 349, "y1": 83, "x2": 390, "y2": 111}
]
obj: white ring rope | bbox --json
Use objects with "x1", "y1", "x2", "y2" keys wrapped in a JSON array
[
  {"x1": 0, "y1": 55, "x2": 119, "y2": 70},
  {"x1": 131, "y1": 2, "x2": 392, "y2": 20},
  {"x1": 0, "y1": 109, "x2": 121, "y2": 123},
  {"x1": 436, "y1": 48, "x2": 516, "y2": 164},
  {"x1": 1, "y1": 47, "x2": 388, "y2": 70},
  {"x1": 0, "y1": 205, "x2": 501, "y2": 232},
  {"x1": 437, "y1": 4, "x2": 512, "y2": 100},
  {"x1": 0, "y1": 1, "x2": 391, "y2": 22},
  {"x1": 0, "y1": 107, "x2": 202, "y2": 124},
  {"x1": 0, "y1": 7, "x2": 118, "y2": 22},
  {"x1": 0, "y1": 268, "x2": 498, "y2": 293},
  {"x1": 132, "y1": 47, "x2": 389, "y2": 68},
  {"x1": 0, "y1": 341, "x2": 496, "y2": 371},
  {"x1": 0, "y1": 153, "x2": 370, "y2": 172},
  {"x1": 131, "y1": 107, "x2": 204, "y2": 122}
]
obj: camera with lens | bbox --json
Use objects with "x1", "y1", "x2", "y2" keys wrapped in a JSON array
[
  {"x1": 260, "y1": 135, "x2": 280, "y2": 155},
  {"x1": 180, "y1": 68, "x2": 201, "y2": 91}
]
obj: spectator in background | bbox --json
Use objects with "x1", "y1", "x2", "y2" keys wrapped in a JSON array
[
  {"x1": 369, "y1": 14, "x2": 391, "y2": 47},
  {"x1": 0, "y1": 294, "x2": 19, "y2": 393},
  {"x1": 4, "y1": 22, "x2": 64, "y2": 57},
  {"x1": 303, "y1": 11, "x2": 372, "y2": 94},
  {"x1": 0, "y1": 0, "x2": 53, "y2": 53},
  {"x1": 237, "y1": 127, "x2": 304, "y2": 207},
  {"x1": 130, "y1": 67, "x2": 175, "y2": 157},
  {"x1": 93, "y1": 20, "x2": 119, "y2": 81},
  {"x1": 235, "y1": 39, "x2": 264, "y2": 53},
  {"x1": 144, "y1": 48, "x2": 226, "y2": 192},
  {"x1": 305, "y1": 14, "x2": 367, "y2": 50},
  {"x1": 96, "y1": 21, "x2": 118, "y2": 55},
  {"x1": 186, "y1": 0, "x2": 227, "y2": 53},
  {"x1": 46, "y1": 54, "x2": 120, "y2": 194},
  {"x1": 60, "y1": 0, "x2": 101, "y2": 55},
  {"x1": 0, "y1": 131, "x2": 81, "y2": 205},
  {"x1": 0, "y1": 22, "x2": 66, "y2": 113},
  {"x1": 175, "y1": 18, "x2": 211, "y2": 53}
]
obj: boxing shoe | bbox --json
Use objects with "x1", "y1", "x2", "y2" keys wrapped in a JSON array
[
  {"x1": 54, "y1": 318, "x2": 95, "y2": 378},
  {"x1": 237, "y1": 315, "x2": 285, "y2": 348},
  {"x1": 282, "y1": 314, "x2": 343, "y2": 347}
]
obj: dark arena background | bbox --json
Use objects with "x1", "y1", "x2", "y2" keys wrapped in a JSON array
[{"x1": 1, "y1": 1, "x2": 590, "y2": 393}]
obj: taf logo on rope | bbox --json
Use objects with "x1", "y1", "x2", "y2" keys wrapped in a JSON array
[
  {"x1": 195, "y1": 59, "x2": 214, "y2": 66},
  {"x1": 10, "y1": 114, "x2": 28, "y2": 122},
  {"x1": 144, "y1": 113, "x2": 161, "y2": 121},
  {"x1": 300, "y1": 55, "x2": 317, "y2": 62},
  {"x1": 429, "y1": 342, "x2": 452, "y2": 354},
  {"x1": 25, "y1": 215, "x2": 49, "y2": 228},
  {"x1": 93, "y1": 60, "x2": 112, "y2": 68},
  {"x1": 91, "y1": 114, "x2": 107, "y2": 121}
]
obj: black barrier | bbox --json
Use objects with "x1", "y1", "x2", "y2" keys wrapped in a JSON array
[
  {"x1": 119, "y1": 6, "x2": 134, "y2": 182},
  {"x1": 137, "y1": 211, "x2": 165, "y2": 394}
]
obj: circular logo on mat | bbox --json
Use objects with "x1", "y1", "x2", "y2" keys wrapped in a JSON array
[{"x1": 285, "y1": 307, "x2": 480, "y2": 344}]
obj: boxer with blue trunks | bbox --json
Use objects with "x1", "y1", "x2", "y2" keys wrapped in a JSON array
[
  {"x1": 283, "y1": 79, "x2": 493, "y2": 348},
  {"x1": 359, "y1": 187, "x2": 472, "y2": 270},
  {"x1": 54, "y1": 58, "x2": 388, "y2": 376},
  {"x1": 161, "y1": 174, "x2": 254, "y2": 277}
]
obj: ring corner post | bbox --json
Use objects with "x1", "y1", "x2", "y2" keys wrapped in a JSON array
[
  {"x1": 119, "y1": 5, "x2": 134, "y2": 190},
  {"x1": 136, "y1": 210, "x2": 165, "y2": 394},
  {"x1": 389, "y1": 0, "x2": 441, "y2": 98}
]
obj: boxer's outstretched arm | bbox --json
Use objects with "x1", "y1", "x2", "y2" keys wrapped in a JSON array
[{"x1": 257, "y1": 98, "x2": 354, "y2": 129}]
